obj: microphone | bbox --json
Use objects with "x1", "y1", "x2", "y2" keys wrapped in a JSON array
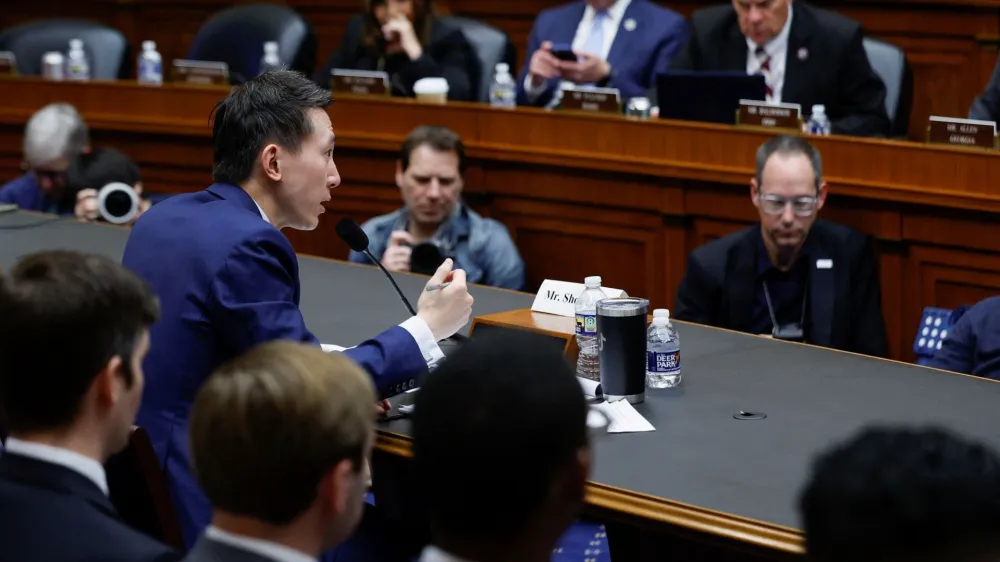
[{"x1": 336, "y1": 218, "x2": 417, "y2": 316}]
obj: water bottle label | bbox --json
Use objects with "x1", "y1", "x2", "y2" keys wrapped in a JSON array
[
  {"x1": 575, "y1": 313, "x2": 597, "y2": 336},
  {"x1": 647, "y1": 350, "x2": 680, "y2": 373}
]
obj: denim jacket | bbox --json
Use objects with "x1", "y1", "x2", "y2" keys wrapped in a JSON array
[{"x1": 348, "y1": 203, "x2": 525, "y2": 291}]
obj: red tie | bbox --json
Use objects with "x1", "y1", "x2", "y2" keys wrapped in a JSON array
[{"x1": 755, "y1": 47, "x2": 773, "y2": 101}]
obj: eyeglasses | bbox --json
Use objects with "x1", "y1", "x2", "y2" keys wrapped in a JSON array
[{"x1": 758, "y1": 194, "x2": 818, "y2": 217}]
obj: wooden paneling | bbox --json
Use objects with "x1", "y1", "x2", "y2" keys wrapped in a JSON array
[
  {"x1": 3, "y1": 79, "x2": 1000, "y2": 365},
  {"x1": 1, "y1": 0, "x2": 999, "y2": 138}
]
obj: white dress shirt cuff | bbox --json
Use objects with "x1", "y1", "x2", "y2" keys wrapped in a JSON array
[
  {"x1": 400, "y1": 316, "x2": 445, "y2": 369},
  {"x1": 523, "y1": 74, "x2": 549, "y2": 102}
]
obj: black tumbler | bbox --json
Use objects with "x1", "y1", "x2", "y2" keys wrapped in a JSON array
[{"x1": 597, "y1": 297, "x2": 650, "y2": 404}]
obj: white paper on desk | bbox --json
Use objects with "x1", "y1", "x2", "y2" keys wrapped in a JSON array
[
  {"x1": 321, "y1": 343, "x2": 348, "y2": 353},
  {"x1": 578, "y1": 377, "x2": 602, "y2": 398},
  {"x1": 592, "y1": 400, "x2": 655, "y2": 433}
]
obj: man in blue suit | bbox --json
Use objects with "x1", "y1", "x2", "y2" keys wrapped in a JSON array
[
  {"x1": 516, "y1": 0, "x2": 688, "y2": 107},
  {"x1": 121, "y1": 70, "x2": 474, "y2": 549}
]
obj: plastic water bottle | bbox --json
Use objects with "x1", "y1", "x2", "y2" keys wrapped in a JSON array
[
  {"x1": 259, "y1": 41, "x2": 283, "y2": 75},
  {"x1": 646, "y1": 309, "x2": 681, "y2": 388},
  {"x1": 65, "y1": 39, "x2": 90, "y2": 81},
  {"x1": 575, "y1": 276, "x2": 607, "y2": 381},
  {"x1": 806, "y1": 104, "x2": 831, "y2": 136},
  {"x1": 137, "y1": 40, "x2": 162, "y2": 85},
  {"x1": 488, "y1": 62, "x2": 516, "y2": 108}
]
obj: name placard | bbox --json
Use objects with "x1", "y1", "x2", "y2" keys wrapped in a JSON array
[
  {"x1": 736, "y1": 99, "x2": 802, "y2": 131},
  {"x1": 330, "y1": 69, "x2": 390, "y2": 96},
  {"x1": 558, "y1": 85, "x2": 621, "y2": 114},
  {"x1": 531, "y1": 279, "x2": 628, "y2": 317},
  {"x1": 927, "y1": 116, "x2": 997, "y2": 150},
  {"x1": 0, "y1": 52, "x2": 17, "y2": 76},
  {"x1": 170, "y1": 59, "x2": 230, "y2": 86}
]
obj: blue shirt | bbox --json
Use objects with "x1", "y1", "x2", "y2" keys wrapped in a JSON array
[
  {"x1": 752, "y1": 235, "x2": 810, "y2": 336},
  {"x1": 348, "y1": 203, "x2": 526, "y2": 291},
  {"x1": 929, "y1": 296, "x2": 1000, "y2": 380},
  {"x1": 0, "y1": 174, "x2": 72, "y2": 214}
]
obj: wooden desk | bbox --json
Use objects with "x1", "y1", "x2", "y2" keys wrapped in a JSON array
[{"x1": 1, "y1": 77, "x2": 999, "y2": 363}]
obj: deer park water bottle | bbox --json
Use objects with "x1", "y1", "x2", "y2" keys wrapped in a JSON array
[
  {"x1": 646, "y1": 308, "x2": 681, "y2": 388},
  {"x1": 137, "y1": 40, "x2": 163, "y2": 85},
  {"x1": 259, "y1": 41, "x2": 283, "y2": 75},
  {"x1": 806, "y1": 104, "x2": 831, "y2": 136}
]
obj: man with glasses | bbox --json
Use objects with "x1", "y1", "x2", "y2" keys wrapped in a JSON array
[
  {"x1": 0, "y1": 103, "x2": 90, "y2": 214},
  {"x1": 674, "y1": 134, "x2": 887, "y2": 357}
]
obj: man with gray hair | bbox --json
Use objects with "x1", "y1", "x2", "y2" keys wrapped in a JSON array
[
  {"x1": 674, "y1": 134, "x2": 887, "y2": 357},
  {"x1": 0, "y1": 102, "x2": 90, "y2": 214}
]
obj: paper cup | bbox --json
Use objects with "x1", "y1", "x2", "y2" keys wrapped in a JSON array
[{"x1": 413, "y1": 77, "x2": 449, "y2": 104}]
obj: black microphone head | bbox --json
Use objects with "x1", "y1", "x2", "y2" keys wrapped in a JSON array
[{"x1": 336, "y1": 218, "x2": 370, "y2": 253}]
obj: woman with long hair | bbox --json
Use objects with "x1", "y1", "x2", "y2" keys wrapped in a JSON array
[{"x1": 315, "y1": 0, "x2": 477, "y2": 101}]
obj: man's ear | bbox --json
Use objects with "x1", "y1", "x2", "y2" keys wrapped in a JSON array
[
  {"x1": 750, "y1": 177, "x2": 761, "y2": 209},
  {"x1": 395, "y1": 161, "x2": 404, "y2": 190},
  {"x1": 260, "y1": 144, "x2": 282, "y2": 182},
  {"x1": 816, "y1": 181, "x2": 828, "y2": 211},
  {"x1": 319, "y1": 459, "x2": 357, "y2": 515},
  {"x1": 93, "y1": 355, "x2": 124, "y2": 409}
]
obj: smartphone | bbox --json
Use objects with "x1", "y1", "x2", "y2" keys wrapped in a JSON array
[{"x1": 550, "y1": 43, "x2": 578, "y2": 62}]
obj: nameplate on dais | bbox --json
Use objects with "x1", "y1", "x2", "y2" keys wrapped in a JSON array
[
  {"x1": 736, "y1": 99, "x2": 802, "y2": 131},
  {"x1": 0, "y1": 52, "x2": 17, "y2": 76},
  {"x1": 330, "y1": 69, "x2": 390, "y2": 97},
  {"x1": 558, "y1": 85, "x2": 621, "y2": 115},
  {"x1": 171, "y1": 59, "x2": 229, "y2": 86},
  {"x1": 927, "y1": 116, "x2": 997, "y2": 150}
]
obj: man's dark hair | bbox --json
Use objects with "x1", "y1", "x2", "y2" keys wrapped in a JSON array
[
  {"x1": 0, "y1": 251, "x2": 159, "y2": 432},
  {"x1": 412, "y1": 329, "x2": 588, "y2": 539},
  {"x1": 755, "y1": 134, "x2": 823, "y2": 192},
  {"x1": 210, "y1": 70, "x2": 332, "y2": 185},
  {"x1": 68, "y1": 147, "x2": 141, "y2": 192},
  {"x1": 400, "y1": 125, "x2": 466, "y2": 174},
  {"x1": 800, "y1": 426, "x2": 1000, "y2": 562}
]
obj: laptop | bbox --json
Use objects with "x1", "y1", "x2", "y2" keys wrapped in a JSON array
[{"x1": 656, "y1": 71, "x2": 767, "y2": 125}]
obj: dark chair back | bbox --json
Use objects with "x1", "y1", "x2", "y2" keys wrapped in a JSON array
[
  {"x1": 0, "y1": 19, "x2": 128, "y2": 79},
  {"x1": 440, "y1": 16, "x2": 515, "y2": 102},
  {"x1": 186, "y1": 2, "x2": 316, "y2": 84},
  {"x1": 106, "y1": 426, "x2": 184, "y2": 550},
  {"x1": 863, "y1": 36, "x2": 913, "y2": 138}
]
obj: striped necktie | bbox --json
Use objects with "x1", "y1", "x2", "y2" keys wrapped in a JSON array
[{"x1": 754, "y1": 46, "x2": 774, "y2": 102}]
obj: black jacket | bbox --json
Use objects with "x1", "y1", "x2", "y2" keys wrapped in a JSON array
[
  {"x1": 314, "y1": 14, "x2": 477, "y2": 102},
  {"x1": 670, "y1": 2, "x2": 889, "y2": 137},
  {"x1": 0, "y1": 451, "x2": 180, "y2": 562},
  {"x1": 674, "y1": 220, "x2": 888, "y2": 358}
]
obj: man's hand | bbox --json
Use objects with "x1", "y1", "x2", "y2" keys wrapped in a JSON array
[
  {"x1": 528, "y1": 40, "x2": 561, "y2": 89},
  {"x1": 382, "y1": 16, "x2": 423, "y2": 60},
  {"x1": 416, "y1": 258, "x2": 474, "y2": 341},
  {"x1": 381, "y1": 230, "x2": 414, "y2": 272},
  {"x1": 74, "y1": 188, "x2": 99, "y2": 221},
  {"x1": 559, "y1": 52, "x2": 611, "y2": 84},
  {"x1": 375, "y1": 399, "x2": 392, "y2": 416}
]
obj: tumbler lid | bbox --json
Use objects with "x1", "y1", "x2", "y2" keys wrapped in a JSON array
[{"x1": 596, "y1": 297, "x2": 649, "y2": 317}]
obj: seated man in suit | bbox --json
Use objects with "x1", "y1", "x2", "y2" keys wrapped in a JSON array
[
  {"x1": 799, "y1": 426, "x2": 1000, "y2": 561},
  {"x1": 670, "y1": 0, "x2": 889, "y2": 137},
  {"x1": 183, "y1": 341, "x2": 375, "y2": 562},
  {"x1": 0, "y1": 102, "x2": 91, "y2": 214},
  {"x1": 411, "y1": 330, "x2": 590, "y2": 562},
  {"x1": 928, "y1": 296, "x2": 1000, "y2": 380},
  {"x1": 348, "y1": 125, "x2": 525, "y2": 290},
  {"x1": 969, "y1": 57, "x2": 1000, "y2": 122},
  {"x1": 121, "y1": 70, "x2": 474, "y2": 548},
  {"x1": 674, "y1": 134, "x2": 888, "y2": 357},
  {"x1": 516, "y1": 0, "x2": 688, "y2": 107},
  {"x1": 0, "y1": 250, "x2": 179, "y2": 562}
]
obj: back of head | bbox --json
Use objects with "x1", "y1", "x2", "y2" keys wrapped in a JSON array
[
  {"x1": 0, "y1": 250, "x2": 159, "y2": 433},
  {"x1": 210, "y1": 69, "x2": 331, "y2": 186},
  {"x1": 412, "y1": 330, "x2": 589, "y2": 542},
  {"x1": 800, "y1": 426, "x2": 1000, "y2": 562},
  {"x1": 23, "y1": 103, "x2": 90, "y2": 169},
  {"x1": 190, "y1": 341, "x2": 375, "y2": 530},
  {"x1": 69, "y1": 147, "x2": 141, "y2": 192}
]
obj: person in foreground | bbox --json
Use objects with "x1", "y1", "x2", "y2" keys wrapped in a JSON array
[
  {"x1": 0, "y1": 250, "x2": 178, "y2": 562},
  {"x1": 800, "y1": 426, "x2": 1000, "y2": 562},
  {"x1": 348, "y1": 125, "x2": 525, "y2": 290},
  {"x1": 121, "y1": 69, "x2": 474, "y2": 547},
  {"x1": 927, "y1": 295, "x2": 1000, "y2": 380},
  {"x1": 674, "y1": 134, "x2": 887, "y2": 358},
  {"x1": 183, "y1": 341, "x2": 375, "y2": 562},
  {"x1": 411, "y1": 330, "x2": 591, "y2": 562}
]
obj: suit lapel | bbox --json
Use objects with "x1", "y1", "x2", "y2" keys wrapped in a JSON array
[
  {"x1": 605, "y1": 1, "x2": 641, "y2": 69},
  {"x1": 807, "y1": 229, "x2": 835, "y2": 347},
  {"x1": 0, "y1": 453, "x2": 118, "y2": 519},
  {"x1": 556, "y1": 2, "x2": 588, "y2": 45},
  {"x1": 722, "y1": 17, "x2": 750, "y2": 72},
  {"x1": 727, "y1": 227, "x2": 759, "y2": 332},
  {"x1": 781, "y1": 3, "x2": 813, "y2": 104}
]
